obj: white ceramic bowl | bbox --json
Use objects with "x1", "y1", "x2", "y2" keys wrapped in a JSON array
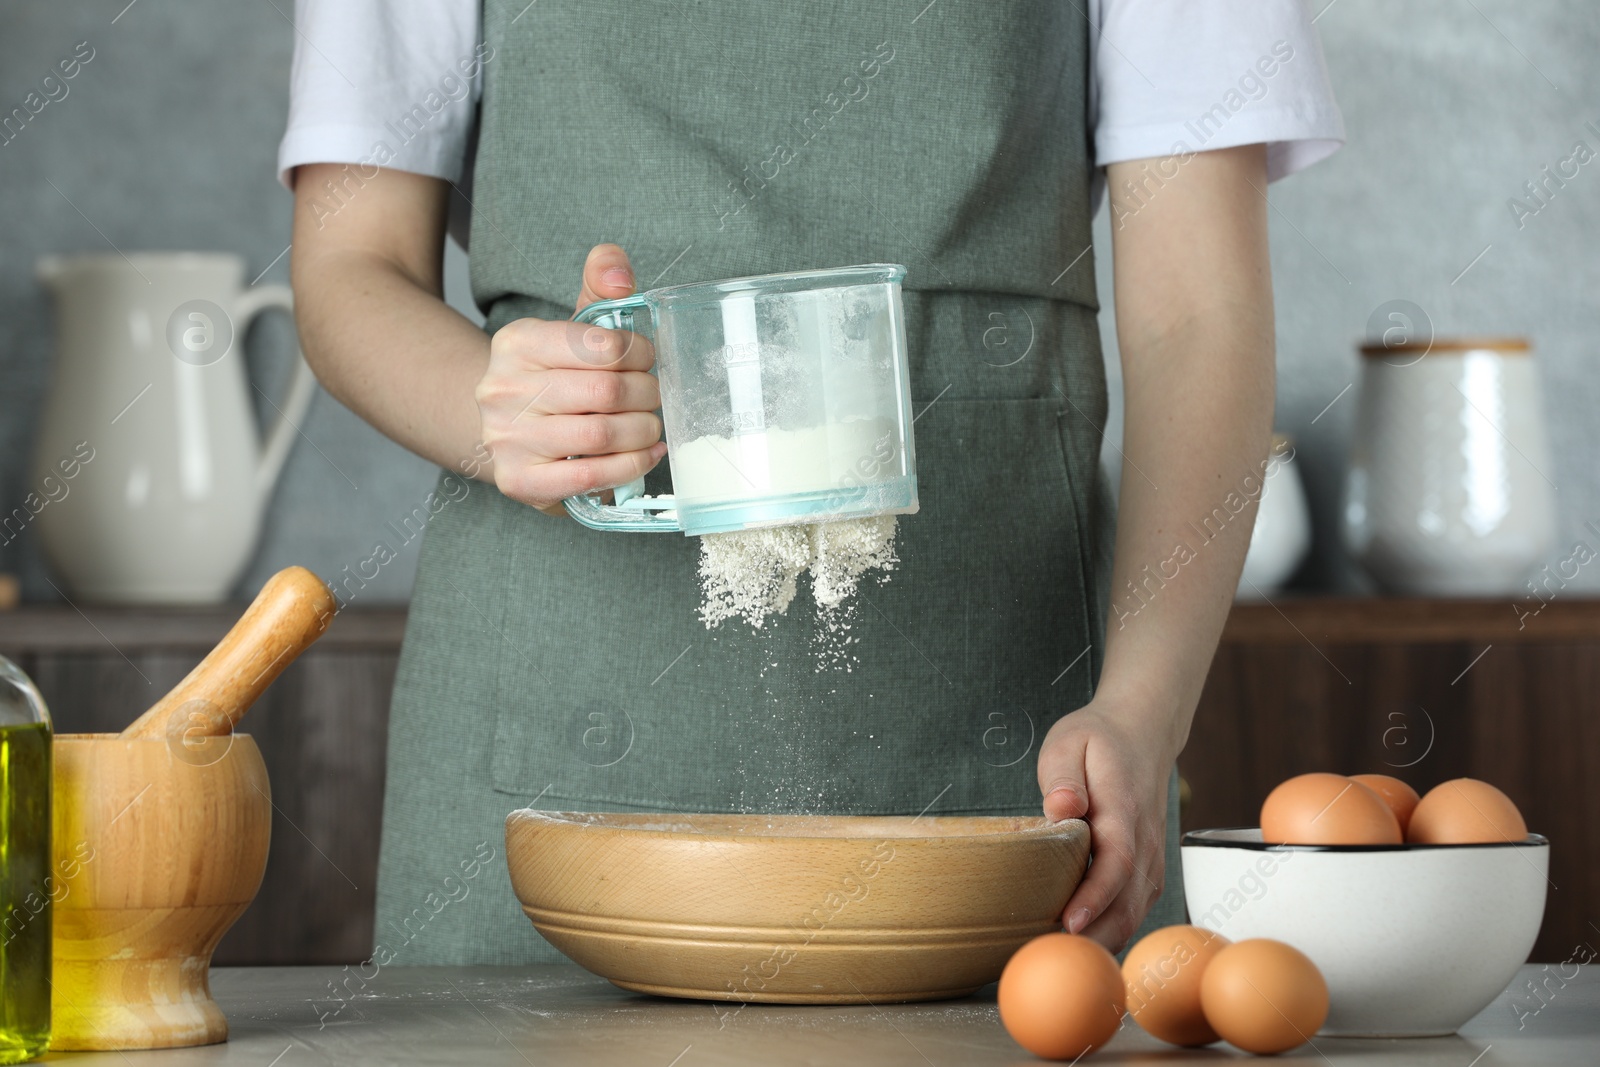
[{"x1": 1181, "y1": 828, "x2": 1549, "y2": 1036}]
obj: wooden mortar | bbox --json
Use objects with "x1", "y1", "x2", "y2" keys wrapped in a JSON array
[
  {"x1": 49, "y1": 566, "x2": 336, "y2": 1050},
  {"x1": 50, "y1": 734, "x2": 270, "y2": 1050}
]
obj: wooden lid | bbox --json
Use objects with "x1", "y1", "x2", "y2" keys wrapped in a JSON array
[{"x1": 1360, "y1": 336, "x2": 1530, "y2": 357}]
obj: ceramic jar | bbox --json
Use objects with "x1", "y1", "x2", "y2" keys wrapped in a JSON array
[{"x1": 1343, "y1": 338, "x2": 1556, "y2": 595}]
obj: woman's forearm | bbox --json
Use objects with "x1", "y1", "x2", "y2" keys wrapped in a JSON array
[
  {"x1": 1099, "y1": 305, "x2": 1274, "y2": 752},
  {"x1": 1097, "y1": 144, "x2": 1276, "y2": 755},
  {"x1": 290, "y1": 164, "x2": 490, "y2": 476}
]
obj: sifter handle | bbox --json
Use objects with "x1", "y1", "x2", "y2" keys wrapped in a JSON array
[{"x1": 562, "y1": 294, "x2": 681, "y2": 533}]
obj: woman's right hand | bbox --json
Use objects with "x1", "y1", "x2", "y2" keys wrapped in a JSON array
[{"x1": 476, "y1": 243, "x2": 668, "y2": 516}]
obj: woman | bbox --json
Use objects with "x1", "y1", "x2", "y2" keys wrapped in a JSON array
[{"x1": 280, "y1": 0, "x2": 1342, "y2": 963}]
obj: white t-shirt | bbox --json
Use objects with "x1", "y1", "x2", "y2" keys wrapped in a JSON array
[{"x1": 279, "y1": 0, "x2": 1344, "y2": 237}]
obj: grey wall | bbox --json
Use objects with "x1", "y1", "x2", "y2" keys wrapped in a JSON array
[
  {"x1": 1097, "y1": 2, "x2": 1600, "y2": 592},
  {"x1": 0, "y1": 0, "x2": 464, "y2": 603},
  {"x1": 2, "y1": 0, "x2": 1597, "y2": 603}
]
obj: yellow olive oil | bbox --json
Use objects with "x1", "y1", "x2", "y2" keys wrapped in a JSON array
[{"x1": 0, "y1": 721, "x2": 50, "y2": 1063}]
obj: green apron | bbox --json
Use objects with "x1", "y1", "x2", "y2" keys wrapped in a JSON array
[{"x1": 374, "y1": 0, "x2": 1184, "y2": 965}]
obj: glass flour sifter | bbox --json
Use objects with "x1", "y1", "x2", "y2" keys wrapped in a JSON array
[{"x1": 564, "y1": 264, "x2": 919, "y2": 536}]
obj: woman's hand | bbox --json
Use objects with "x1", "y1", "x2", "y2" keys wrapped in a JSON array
[
  {"x1": 1037, "y1": 697, "x2": 1178, "y2": 953},
  {"x1": 477, "y1": 244, "x2": 668, "y2": 515}
]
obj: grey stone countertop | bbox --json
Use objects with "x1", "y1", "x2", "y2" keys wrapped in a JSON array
[{"x1": 41, "y1": 964, "x2": 1597, "y2": 1065}]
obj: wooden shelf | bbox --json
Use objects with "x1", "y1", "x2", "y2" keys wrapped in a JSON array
[
  {"x1": 1223, "y1": 597, "x2": 1600, "y2": 644},
  {"x1": 13, "y1": 597, "x2": 1588, "y2": 650},
  {"x1": 0, "y1": 603, "x2": 407, "y2": 651}
]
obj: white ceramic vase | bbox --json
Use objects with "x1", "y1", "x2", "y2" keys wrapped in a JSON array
[
  {"x1": 1343, "y1": 338, "x2": 1557, "y2": 596},
  {"x1": 1236, "y1": 435, "x2": 1312, "y2": 599},
  {"x1": 29, "y1": 253, "x2": 315, "y2": 603}
]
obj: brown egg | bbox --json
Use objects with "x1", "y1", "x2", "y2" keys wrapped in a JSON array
[
  {"x1": 1350, "y1": 773, "x2": 1421, "y2": 835},
  {"x1": 998, "y1": 933, "x2": 1126, "y2": 1060},
  {"x1": 1408, "y1": 778, "x2": 1528, "y2": 844},
  {"x1": 1123, "y1": 924, "x2": 1229, "y2": 1046},
  {"x1": 1260, "y1": 772, "x2": 1402, "y2": 845},
  {"x1": 1199, "y1": 938, "x2": 1329, "y2": 1054}
]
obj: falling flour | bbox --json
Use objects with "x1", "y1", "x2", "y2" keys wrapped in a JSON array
[{"x1": 697, "y1": 515, "x2": 899, "y2": 639}]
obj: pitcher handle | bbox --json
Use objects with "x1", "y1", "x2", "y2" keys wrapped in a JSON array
[
  {"x1": 562, "y1": 294, "x2": 681, "y2": 533},
  {"x1": 232, "y1": 284, "x2": 317, "y2": 503}
]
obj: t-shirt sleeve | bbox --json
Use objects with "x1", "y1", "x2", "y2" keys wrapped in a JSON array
[
  {"x1": 1089, "y1": 0, "x2": 1345, "y2": 182},
  {"x1": 276, "y1": 0, "x2": 483, "y2": 189}
]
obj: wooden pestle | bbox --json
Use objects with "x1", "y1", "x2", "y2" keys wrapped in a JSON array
[{"x1": 122, "y1": 565, "x2": 338, "y2": 740}]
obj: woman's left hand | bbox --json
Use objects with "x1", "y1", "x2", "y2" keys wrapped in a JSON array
[{"x1": 1036, "y1": 697, "x2": 1177, "y2": 953}]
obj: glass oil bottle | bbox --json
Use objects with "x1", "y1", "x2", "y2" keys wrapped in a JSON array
[{"x1": 0, "y1": 656, "x2": 51, "y2": 1063}]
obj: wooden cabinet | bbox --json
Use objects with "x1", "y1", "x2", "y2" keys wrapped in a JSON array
[{"x1": 3, "y1": 598, "x2": 1592, "y2": 964}]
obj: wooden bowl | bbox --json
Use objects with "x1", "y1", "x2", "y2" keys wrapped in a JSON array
[
  {"x1": 504, "y1": 811, "x2": 1089, "y2": 1004},
  {"x1": 50, "y1": 733, "x2": 271, "y2": 1050}
]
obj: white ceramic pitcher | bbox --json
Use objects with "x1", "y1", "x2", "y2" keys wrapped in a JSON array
[{"x1": 30, "y1": 253, "x2": 316, "y2": 603}]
